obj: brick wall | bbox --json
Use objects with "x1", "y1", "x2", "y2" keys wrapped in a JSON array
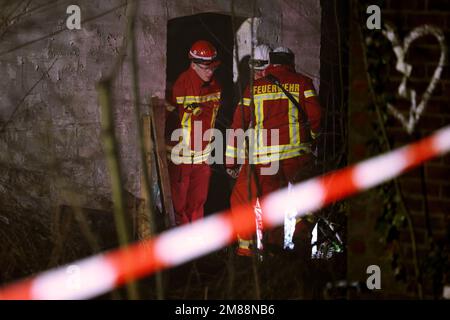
[{"x1": 348, "y1": 0, "x2": 450, "y2": 298}]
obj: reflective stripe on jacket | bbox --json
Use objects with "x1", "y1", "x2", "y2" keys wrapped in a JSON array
[
  {"x1": 226, "y1": 65, "x2": 321, "y2": 165},
  {"x1": 170, "y1": 67, "x2": 221, "y2": 164}
]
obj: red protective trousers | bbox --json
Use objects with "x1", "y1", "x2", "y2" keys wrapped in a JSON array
[
  {"x1": 230, "y1": 154, "x2": 313, "y2": 245},
  {"x1": 169, "y1": 162, "x2": 211, "y2": 225}
]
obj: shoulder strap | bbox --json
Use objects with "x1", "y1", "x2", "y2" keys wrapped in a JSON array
[{"x1": 265, "y1": 74, "x2": 312, "y2": 142}]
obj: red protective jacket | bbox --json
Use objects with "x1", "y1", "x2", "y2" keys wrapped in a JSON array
[
  {"x1": 226, "y1": 65, "x2": 322, "y2": 165},
  {"x1": 169, "y1": 67, "x2": 221, "y2": 164}
]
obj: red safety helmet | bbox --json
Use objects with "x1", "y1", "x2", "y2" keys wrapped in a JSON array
[{"x1": 188, "y1": 40, "x2": 220, "y2": 67}]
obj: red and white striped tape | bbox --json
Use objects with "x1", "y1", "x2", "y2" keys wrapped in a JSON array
[{"x1": 1, "y1": 125, "x2": 449, "y2": 300}]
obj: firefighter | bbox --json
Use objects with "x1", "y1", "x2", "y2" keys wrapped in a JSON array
[
  {"x1": 226, "y1": 46, "x2": 322, "y2": 256},
  {"x1": 167, "y1": 40, "x2": 222, "y2": 225},
  {"x1": 226, "y1": 44, "x2": 272, "y2": 256}
]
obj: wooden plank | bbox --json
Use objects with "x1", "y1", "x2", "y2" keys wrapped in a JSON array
[
  {"x1": 150, "y1": 97, "x2": 176, "y2": 227},
  {"x1": 138, "y1": 115, "x2": 153, "y2": 239}
]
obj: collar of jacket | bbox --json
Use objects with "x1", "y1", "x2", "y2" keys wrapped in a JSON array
[{"x1": 265, "y1": 64, "x2": 296, "y2": 75}]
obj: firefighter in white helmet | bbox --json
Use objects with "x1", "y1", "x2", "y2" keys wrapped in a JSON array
[
  {"x1": 226, "y1": 44, "x2": 273, "y2": 256},
  {"x1": 271, "y1": 46, "x2": 295, "y2": 65},
  {"x1": 248, "y1": 44, "x2": 272, "y2": 80}
]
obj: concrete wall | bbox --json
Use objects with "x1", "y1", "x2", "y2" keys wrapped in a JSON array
[
  {"x1": 0, "y1": 0, "x2": 321, "y2": 218},
  {"x1": 280, "y1": 0, "x2": 322, "y2": 89},
  {"x1": 0, "y1": 0, "x2": 165, "y2": 215}
]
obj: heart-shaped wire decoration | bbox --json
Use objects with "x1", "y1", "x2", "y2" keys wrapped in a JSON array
[{"x1": 382, "y1": 24, "x2": 447, "y2": 134}]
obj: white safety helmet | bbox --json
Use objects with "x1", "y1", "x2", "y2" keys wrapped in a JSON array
[
  {"x1": 270, "y1": 46, "x2": 295, "y2": 65},
  {"x1": 249, "y1": 44, "x2": 272, "y2": 70},
  {"x1": 273, "y1": 46, "x2": 293, "y2": 54}
]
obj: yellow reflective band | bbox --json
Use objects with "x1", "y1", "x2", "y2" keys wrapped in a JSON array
[
  {"x1": 242, "y1": 98, "x2": 252, "y2": 106},
  {"x1": 253, "y1": 94, "x2": 302, "y2": 148},
  {"x1": 304, "y1": 89, "x2": 316, "y2": 98},
  {"x1": 253, "y1": 143, "x2": 311, "y2": 155},
  {"x1": 171, "y1": 151, "x2": 211, "y2": 164},
  {"x1": 176, "y1": 92, "x2": 221, "y2": 104},
  {"x1": 181, "y1": 113, "x2": 192, "y2": 146},
  {"x1": 225, "y1": 145, "x2": 237, "y2": 158},
  {"x1": 255, "y1": 98, "x2": 264, "y2": 147},
  {"x1": 254, "y1": 92, "x2": 300, "y2": 100},
  {"x1": 210, "y1": 105, "x2": 219, "y2": 129},
  {"x1": 172, "y1": 143, "x2": 212, "y2": 155},
  {"x1": 226, "y1": 145, "x2": 248, "y2": 159},
  {"x1": 238, "y1": 239, "x2": 252, "y2": 248},
  {"x1": 288, "y1": 98, "x2": 300, "y2": 145},
  {"x1": 188, "y1": 144, "x2": 212, "y2": 155},
  {"x1": 252, "y1": 148, "x2": 310, "y2": 164}
]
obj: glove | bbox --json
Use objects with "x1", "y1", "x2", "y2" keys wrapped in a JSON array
[{"x1": 311, "y1": 140, "x2": 318, "y2": 158}]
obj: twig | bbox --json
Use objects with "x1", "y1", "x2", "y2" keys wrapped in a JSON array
[
  {"x1": 230, "y1": 0, "x2": 261, "y2": 301},
  {"x1": 126, "y1": 0, "x2": 164, "y2": 300},
  {"x1": 97, "y1": 78, "x2": 139, "y2": 300},
  {"x1": 228, "y1": 0, "x2": 241, "y2": 299}
]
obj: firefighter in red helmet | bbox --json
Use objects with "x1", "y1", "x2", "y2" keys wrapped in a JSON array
[{"x1": 167, "y1": 40, "x2": 222, "y2": 225}]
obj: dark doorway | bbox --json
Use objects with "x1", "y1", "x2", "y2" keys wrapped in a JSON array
[{"x1": 166, "y1": 13, "x2": 235, "y2": 216}]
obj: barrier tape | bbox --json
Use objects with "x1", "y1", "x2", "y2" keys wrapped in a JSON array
[{"x1": 1, "y1": 125, "x2": 449, "y2": 300}]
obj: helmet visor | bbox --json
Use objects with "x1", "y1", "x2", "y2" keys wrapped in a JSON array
[
  {"x1": 191, "y1": 58, "x2": 221, "y2": 68},
  {"x1": 269, "y1": 52, "x2": 294, "y2": 65},
  {"x1": 248, "y1": 59, "x2": 269, "y2": 69}
]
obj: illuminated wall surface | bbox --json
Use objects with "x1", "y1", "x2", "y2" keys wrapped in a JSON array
[{"x1": 0, "y1": 0, "x2": 448, "y2": 300}]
